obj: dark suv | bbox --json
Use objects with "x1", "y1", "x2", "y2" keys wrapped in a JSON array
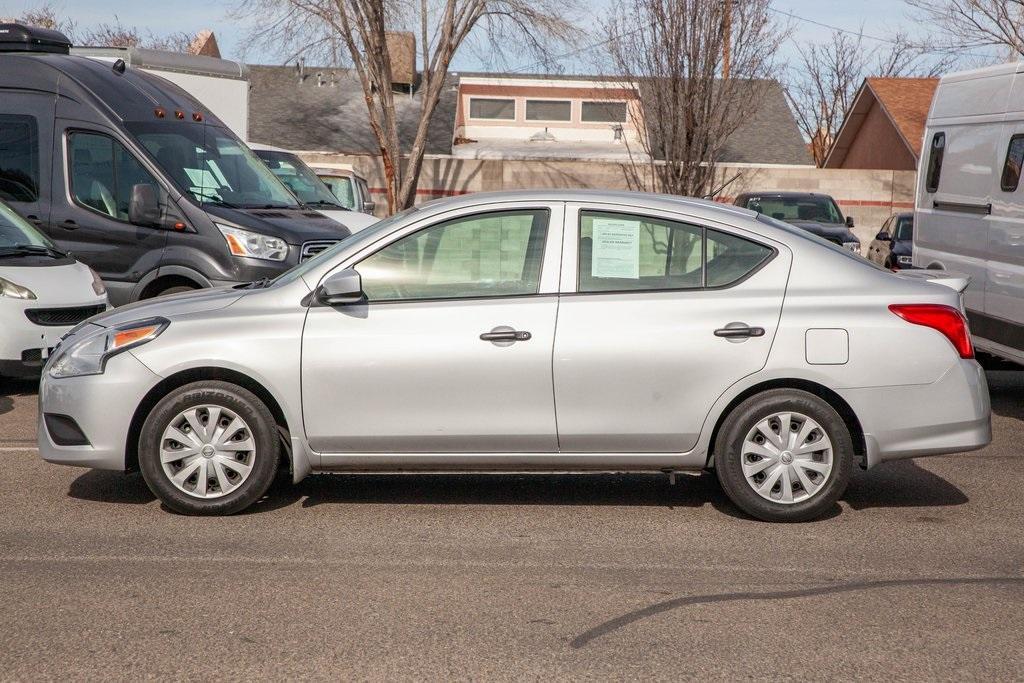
[{"x1": 733, "y1": 191, "x2": 861, "y2": 254}]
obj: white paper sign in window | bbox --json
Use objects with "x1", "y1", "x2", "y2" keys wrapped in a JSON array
[{"x1": 591, "y1": 217, "x2": 640, "y2": 279}]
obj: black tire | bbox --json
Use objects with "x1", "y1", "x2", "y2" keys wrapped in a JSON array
[
  {"x1": 138, "y1": 381, "x2": 280, "y2": 515},
  {"x1": 714, "y1": 389, "x2": 854, "y2": 522}
]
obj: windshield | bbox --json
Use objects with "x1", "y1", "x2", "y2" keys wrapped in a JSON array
[
  {"x1": 321, "y1": 175, "x2": 356, "y2": 210},
  {"x1": 254, "y1": 150, "x2": 344, "y2": 208},
  {"x1": 126, "y1": 122, "x2": 299, "y2": 209},
  {"x1": 894, "y1": 215, "x2": 914, "y2": 241},
  {"x1": 0, "y1": 201, "x2": 53, "y2": 248},
  {"x1": 743, "y1": 195, "x2": 845, "y2": 225}
]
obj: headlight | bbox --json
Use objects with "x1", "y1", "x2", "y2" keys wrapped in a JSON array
[
  {"x1": 0, "y1": 276, "x2": 36, "y2": 299},
  {"x1": 897, "y1": 255, "x2": 913, "y2": 266},
  {"x1": 88, "y1": 267, "x2": 106, "y2": 296},
  {"x1": 48, "y1": 318, "x2": 168, "y2": 378},
  {"x1": 216, "y1": 223, "x2": 288, "y2": 261},
  {"x1": 842, "y1": 241, "x2": 861, "y2": 254}
]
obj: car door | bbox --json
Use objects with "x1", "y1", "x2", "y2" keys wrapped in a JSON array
[
  {"x1": 869, "y1": 216, "x2": 892, "y2": 266},
  {"x1": 986, "y1": 125, "x2": 1024, "y2": 344},
  {"x1": 552, "y1": 203, "x2": 790, "y2": 453},
  {"x1": 50, "y1": 124, "x2": 169, "y2": 303},
  {"x1": 301, "y1": 202, "x2": 563, "y2": 453}
]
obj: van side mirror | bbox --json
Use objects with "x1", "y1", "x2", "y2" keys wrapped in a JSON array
[
  {"x1": 876, "y1": 231, "x2": 892, "y2": 242},
  {"x1": 128, "y1": 183, "x2": 161, "y2": 227},
  {"x1": 846, "y1": 216, "x2": 856, "y2": 228},
  {"x1": 362, "y1": 200, "x2": 376, "y2": 214},
  {"x1": 316, "y1": 268, "x2": 364, "y2": 305}
]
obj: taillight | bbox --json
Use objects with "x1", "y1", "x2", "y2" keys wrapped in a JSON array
[{"x1": 889, "y1": 304, "x2": 974, "y2": 359}]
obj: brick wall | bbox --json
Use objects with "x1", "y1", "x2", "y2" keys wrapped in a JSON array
[{"x1": 298, "y1": 152, "x2": 917, "y2": 247}]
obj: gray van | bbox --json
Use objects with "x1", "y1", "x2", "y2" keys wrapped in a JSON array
[
  {"x1": 916, "y1": 62, "x2": 1024, "y2": 365},
  {"x1": 0, "y1": 24, "x2": 352, "y2": 305}
]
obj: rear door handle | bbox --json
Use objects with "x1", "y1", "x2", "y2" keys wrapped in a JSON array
[
  {"x1": 480, "y1": 329, "x2": 531, "y2": 342},
  {"x1": 61, "y1": 220, "x2": 78, "y2": 230},
  {"x1": 714, "y1": 325, "x2": 765, "y2": 339}
]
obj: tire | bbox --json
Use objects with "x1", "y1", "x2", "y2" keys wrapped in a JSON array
[
  {"x1": 714, "y1": 389, "x2": 853, "y2": 522},
  {"x1": 138, "y1": 381, "x2": 280, "y2": 515}
]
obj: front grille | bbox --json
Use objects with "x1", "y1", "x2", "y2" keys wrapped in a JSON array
[
  {"x1": 25, "y1": 304, "x2": 105, "y2": 327},
  {"x1": 300, "y1": 240, "x2": 338, "y2": 262}
]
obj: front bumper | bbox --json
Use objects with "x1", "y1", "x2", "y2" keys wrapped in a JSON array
[
  {"x1": 0, "y1": 299, "x2": 107, "y2": 376},
  {"x1": 839, "y1": 360, "x2": 991, "y2": 468},
  {"x1": 37, "y1": 351, "x2": 161, "y2": 470}
]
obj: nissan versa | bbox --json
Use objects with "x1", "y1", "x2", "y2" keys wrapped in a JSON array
[{"x1": 37, "y1": 191, "x2": 991, "y2": 522}]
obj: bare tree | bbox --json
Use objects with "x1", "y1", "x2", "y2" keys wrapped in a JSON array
[
  {"x1": 604, "y1": 0, "x2": 787, "y2": 197},
  {"x1": 240, "y1": 0, "x2": 578, "y2": 213},
  {"x1": 906, "y1": 0, "x2": 1024, "y2": 59},
  {"x1": 7, "y1": 4, "x2": 197, "y2": 52},
  {"x1": 787, "y1": 29, "x2": 953, "y2": 167}
]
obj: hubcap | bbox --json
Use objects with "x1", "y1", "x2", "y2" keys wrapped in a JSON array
[
  {"x1": 741, "y1": 411, "x2": 833, "y2": 505},
  {"x1": 159, "y1": 404, "x2": 256, "y2": 500}
]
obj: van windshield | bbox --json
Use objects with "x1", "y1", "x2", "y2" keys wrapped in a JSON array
[{"x1": 126, "y1": 122, "x2": 299, "y2": 209}]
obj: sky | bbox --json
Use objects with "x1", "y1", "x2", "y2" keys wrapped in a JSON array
[{"x1": 0, "y1": 0, "x2": 927, "y2": 71}]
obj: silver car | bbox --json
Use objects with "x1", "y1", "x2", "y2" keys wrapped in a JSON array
[{"x1": 37, "y1": 191, "x2": 991, "y2": 521}]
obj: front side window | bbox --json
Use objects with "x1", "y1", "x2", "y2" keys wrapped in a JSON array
[
  {"x1": 127, "y1": 122, "x2": 298, "y2": 209},
  {"x1": 1001, "y1": 135, "x2": 1024, "y2": 192},
  {"x1": 469, "y1": 98, "x2": 515, "y2": 120},
  {"x1": 0, "y1": 114, "x2": 39, "y2": 202},
  {"x1": 357, "y1": 209, "x2": 549, "y2": 301},
  {"x1": 323, "y1": 176, "x2": 356, "y2": 209},
  {"x1": 525, "y1": 100, "x2": 571, "y2": 121},
  {"x1": 581, "y1": 101, "x2": 629, "y2": 123},
  {"x1": 256, "y1": 150, "x2": 342, "y2": 207},
  {"x1": 578, "y1": 210, "x2": 772, "y2": 293},
  {"x1": 69, "y1": 132, "x2": 162, "y2": 222},
  {"x1": 926, "y1": 132, "x2": 945, "y2": 193}
]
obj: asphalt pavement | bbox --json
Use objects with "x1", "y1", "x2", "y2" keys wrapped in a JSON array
[{"x1": 1, "y1": 370, "x2": 1022, "y2": 680}]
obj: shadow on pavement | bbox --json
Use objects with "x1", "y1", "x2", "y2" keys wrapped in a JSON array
[
  {"x1": 987, "y1": 370, "x2": 1024, "y2": 421},
  {"x1": 68, "y1": 471, "x2": 155, "y2": 505},
  {"x1": 844, "y1": 459, "x2": 968, "y2": 510},
  {"x1": 0, "y1": 376, "x2": 38, "y2": 417}
]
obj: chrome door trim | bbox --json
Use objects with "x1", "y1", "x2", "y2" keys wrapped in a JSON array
[{"x1": 316, "y1": 451, "x2": 710, "y2": 471}]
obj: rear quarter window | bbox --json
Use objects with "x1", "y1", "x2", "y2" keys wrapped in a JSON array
[{"x1": 925, "y1": 133, "x2": 945, "y2": 193}]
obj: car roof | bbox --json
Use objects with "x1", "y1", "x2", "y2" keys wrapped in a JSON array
[{"x1": 736, "y1": 191, "x2": 836, "y2": 200}]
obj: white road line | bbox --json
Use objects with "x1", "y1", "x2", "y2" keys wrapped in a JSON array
[{"x1": 0, "y1": 446, "x2": 38, "y2": 451}]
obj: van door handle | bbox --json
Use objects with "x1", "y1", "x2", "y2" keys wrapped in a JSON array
[
  {"x1": 480, "y1": 328, "x2": 531, "y2": 342},
  {"x1": 714, "y1": 324, "x2": 765, "y2": 339},
  {"x1": 26, "y1": 214, "x2": 43, "y2": 227},
  {"x1": 61, "y1": 220, "x2": 78, "y2": 230}
]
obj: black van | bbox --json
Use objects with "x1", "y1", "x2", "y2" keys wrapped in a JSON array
[{"x1": 0, "y1": 24, "x2": 351, "y2": 305}]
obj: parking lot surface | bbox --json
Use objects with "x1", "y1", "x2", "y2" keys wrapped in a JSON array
[{"x1": 1, "y1": 371, "x2": 1023, "y2": 680}]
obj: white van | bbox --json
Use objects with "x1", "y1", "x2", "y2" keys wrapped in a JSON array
[{"x1": 916, "y1": 62, "x2": 1024, "y2": 365}]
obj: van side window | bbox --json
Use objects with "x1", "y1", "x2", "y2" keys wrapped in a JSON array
[
  {"x1": 69, "y1": 132, "x2": 160, "y2": 223},
  {"x1": 0, "y1": 114, "x2": 40, "y2": 202},
  {"x1": 1000, "y1": 135, "x2": 1024, "y2": 192},
  {"x1": 925, "y1": 133, "x2": 945, "y2": 193}
]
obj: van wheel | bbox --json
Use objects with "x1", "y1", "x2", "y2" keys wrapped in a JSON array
[
  {"x1": 138, "y1": 381, "x2": 280, "y2": 515},
  {"x1": 714, "y1": 389, "x2": 853, "y2": 522}
]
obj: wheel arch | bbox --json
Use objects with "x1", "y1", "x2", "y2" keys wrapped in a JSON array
[
  {"x1": 125, "y1": 367, "x2": 293, "y2": 474},
  {"x1": 706, "y1": 378, "x2": 866, "y2": 468}
]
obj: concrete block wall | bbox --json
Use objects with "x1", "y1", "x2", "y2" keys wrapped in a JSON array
[{"x1": 298, "y1": 152, "x2": 917, "y2": 247}]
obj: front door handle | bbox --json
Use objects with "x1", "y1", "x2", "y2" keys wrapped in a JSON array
[
  {"x1": 714, "y1": 324, "x2": 765, "y2": 339},
  {"x1": 26, "y1": 214, "x2": 43, "y2": 227},
  {"x1": 480, "y1": 328, "x2": 532, "y2": 342},
  {"x1": 61, "y1": 220, "x2": 78, "y2": 230}
]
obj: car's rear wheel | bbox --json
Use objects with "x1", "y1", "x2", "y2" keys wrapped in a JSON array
[
  {"x1": 138, "y1": 381, "x2": 280, "y2": 515},
  {"x1": 714, "y1": 389, "x2": 853, "y2": 522}
]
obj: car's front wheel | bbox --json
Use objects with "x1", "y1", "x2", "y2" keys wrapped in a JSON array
[
  {"x1": 138, "y1": 381, "x2": 280, "y2": 515},
  {"x1": 714, "y1": 389, "x2": 854, "y2": 522}
]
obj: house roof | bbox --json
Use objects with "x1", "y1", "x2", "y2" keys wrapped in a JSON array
[
  {"x1": 247, "y1": 65, "x2": 458, "y2": 155},
  {"x1": 824, "y1": 77, "x2": 939, "y2": 168}
]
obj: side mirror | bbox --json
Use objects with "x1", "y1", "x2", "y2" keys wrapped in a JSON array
[
  {"x1": 362, "y1": 200, "x2": 376, "y2": 214},
  {"x1": 846, "y1": 216, "x2": 856, "y2": 228},
  {"x1": 128, "y1": 183, "x2": 161, "y2": 227},
  {"x1": 317, "y1": 268, "x2": 364, "y2": 305},
  {"x1": 876, "y1": 231, "x2": 892, "y2": 242}
]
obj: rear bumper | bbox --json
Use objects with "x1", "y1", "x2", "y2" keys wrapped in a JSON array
[{"x1": 840, "y1": 360, "x2": 991, "y2": 468}]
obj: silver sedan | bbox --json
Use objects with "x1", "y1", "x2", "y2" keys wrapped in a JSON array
[{"x1": 37, "y1": 191, "x2": 991, "y2": 521}]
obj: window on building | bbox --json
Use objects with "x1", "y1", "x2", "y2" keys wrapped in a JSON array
[
  {"x1": 925, "y1": 132, "x2": 945, "y2": 193},
  {"x1": 525, "y1": 100, "x2": 571, "y2": 121},
  {"x1": 357, "y1": 209, "x2": 549, "y2": 301},
  {"x1": 0, "y1": 115, "x2": 40, "y2": 202},
  {"x1": 581, "y1": 101, "x2": 629, "y2": 123},
  {"x1": 1001, "y1": 135, "x2": 1024, "y2": 192},
  {"x1": 469, "y1": 98, "x2": 516, "y2": 120}
]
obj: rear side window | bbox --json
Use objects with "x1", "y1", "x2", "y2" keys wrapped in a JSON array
[
  {"x1": 1001, "y1": 135, "x2": 1024, "y2": 192},
  {"x1": 577, "y1": 210, "x2": 773, "y2": 293},
  {"x1": 0, "y1": 114, "x2": 39, "y2": 202},
  {"x1": 925, "y1": 132, "x2": 945, "y2": 193}
]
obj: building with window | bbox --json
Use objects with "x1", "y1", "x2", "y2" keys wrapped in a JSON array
[{"x1": 824, "y1": 77, "x2": 939, "y2": 171}]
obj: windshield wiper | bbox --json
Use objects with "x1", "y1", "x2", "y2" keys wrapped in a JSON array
[
  {"x1": 193, "y1": 189, "x2": 241, "y2": 209},
  {"x1": 244, "y1": 277, "x2": 273, "y2": 289},
  {"x1": 304, "y1": 200, "x2": 346, "y2": 210},
  {"x1": 0, "y1": 244, "x2": 68, "y2": 259}
]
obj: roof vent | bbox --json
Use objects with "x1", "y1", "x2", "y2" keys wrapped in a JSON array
[{"x1": 0, "y1": 23, "x2": 72, "y2": 54}]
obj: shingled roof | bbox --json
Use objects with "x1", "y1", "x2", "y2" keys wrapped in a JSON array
[{"x1": 247, "y1": 65, "x2": 458, "y2": 155}]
